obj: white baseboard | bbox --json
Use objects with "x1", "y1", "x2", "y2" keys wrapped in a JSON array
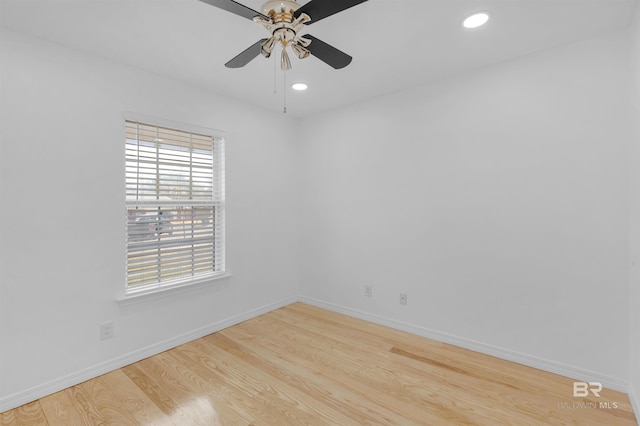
[
  {"x1": 630, "y1": 383, "x2": 640, "y2": 426},
  {"x1": 0, "y1": 296, "x2": 297, "y2": 413},
  {"x1": 298, "y1": 296, "x2": 629, "y2": 393}
]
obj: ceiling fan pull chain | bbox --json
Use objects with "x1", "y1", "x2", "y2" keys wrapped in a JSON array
[
  {"x1": 283, "y1": 69, "x2": 287, "y2": 114},
  {"x1": 273, "y1": 49, "x2": 277, "y2": 94}
]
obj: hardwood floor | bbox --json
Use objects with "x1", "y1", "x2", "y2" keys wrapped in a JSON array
[{"x1": 1, "y1": 303, "x2": 637, "y2": 425}]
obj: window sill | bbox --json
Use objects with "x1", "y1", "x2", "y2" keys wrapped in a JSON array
[{"x1": 117, "y1": 273, "x2": 232, "y2": 307}]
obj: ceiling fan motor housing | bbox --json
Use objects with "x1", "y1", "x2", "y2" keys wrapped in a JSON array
[
  {"x1": 260, "y1": 0, "x2": 300, "y2": 22},
  {"x1": 255, "y1": 0, "x2": 312, "y2": 67}
]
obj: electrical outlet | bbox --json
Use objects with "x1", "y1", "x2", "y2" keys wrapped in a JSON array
[
  {"x1": 365, "y1": 285, "x2": 373, "y2": 298},
  {"x1": 100, "y1": 321, "x2": 114, "y2": 340},
  {"x1": 399, "y1": 293, "x2": 407, "y2": 305}
]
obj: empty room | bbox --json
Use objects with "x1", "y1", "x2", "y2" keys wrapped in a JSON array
[{"x1": 1, "y1": 0, "x2": 640, "y2": 424}]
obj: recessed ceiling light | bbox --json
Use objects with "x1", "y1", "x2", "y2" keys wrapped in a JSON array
[
  {"x1": 463, "y1": 12, "x2": 489, "y2": 29},
  {"x1": 292, "y1": 83, "x2": 308, "y2": 91}
]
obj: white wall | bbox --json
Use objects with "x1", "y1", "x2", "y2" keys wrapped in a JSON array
[
  {"x1": 628, "y1": 1, "x2": 640, "y2": 415},
  {"x1": 0, "y1": 28, "x2": 300, "y2": 409},
  {"x1": 298, "y1": 31, "x2": 632, "y2": 388}
]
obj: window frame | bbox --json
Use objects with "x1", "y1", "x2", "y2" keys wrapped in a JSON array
[{"x1": 119, "y1": 114, "x2": 229, "y2": 302}]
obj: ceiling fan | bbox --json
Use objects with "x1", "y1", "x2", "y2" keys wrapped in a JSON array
[{"x1": 198, "y1": 0, "x2": 369, "y2": 71}]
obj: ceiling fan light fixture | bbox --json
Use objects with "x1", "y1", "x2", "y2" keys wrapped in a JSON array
[
  {"x1": 292, "y1": 43, "x2": 310, "y2": 59},
  {"x1": 297, "y1": 36, "x2": 311, "y2": 47},
  {"x1": 261, "y1": 36, "x2": 276, "y2": 57},
  {"x1": 253, "y1": 16, "x2": 272, "y2": 27},
  {"x1": 463, "y1": 12, "x2": 489, "y2": 29},
  {"x1": 291, "y1": 12, "x2": 311, "y2": 29},
  {"x1": 292, "y1": 83, "x2": 308, "y2": 91}
]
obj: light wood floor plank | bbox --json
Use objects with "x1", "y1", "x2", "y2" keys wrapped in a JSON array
[
  {"x1": 168, "y1": 345, "x2": 265, "y2": 424},
  {"x1": 175, "y1": 339, "x2": 287, "y2": 425},
  {"x1": 205, "y1": 332, "x2": 404, "y2": 425},
  {"x1": 13, "y1": 401, "x2": 48, "y2": 426},
  {"x1": 2, "y1": 302, "x2": 637, "y2": 425},
  {"x1": 60, "y1": 386, "x2": 107, "y2": 425},
  {"x1": 39, "y1": 387, "x2": 95, "y2": 426},
  {"x1": 210, "y1": 331, "x2": 400, "y2": 425},
  {"x1": 122, "y1": 361, "x2": 203, "y2": 426},
  {"x1": 153, "y1": 350, "x2": 256, "y2": 425},
  {"x1": 79, "y1": 372, "x2": 149, "y2": 426},
  {"x1": 94, "y1": 370, "x2": 174, "y2": 426},
  {"x1": 184, "y1": 336, "x2": 348, "y2": 425},
  {"x1": 0, "y1": 409, "x2": 21, "y2": 426}
]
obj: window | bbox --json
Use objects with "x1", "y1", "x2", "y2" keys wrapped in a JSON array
[{"x1": 125, "y1": 120, "x2": 225, "y2": 295}]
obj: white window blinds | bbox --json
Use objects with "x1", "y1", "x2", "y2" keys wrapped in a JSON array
[{"x1": 125, "y1": 120, "x2": 225, "y2": 292}]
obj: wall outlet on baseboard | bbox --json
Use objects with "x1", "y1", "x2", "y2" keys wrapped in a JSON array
[
  {"x1": 365, "y1": 285, "x2": 373, "y2": 298},
  {"x1": 100, "y1": 321, "x2": 114, "y2": 340},
  {"x1": 399, "y1": 293, "x2": 407, "y2": 305}
]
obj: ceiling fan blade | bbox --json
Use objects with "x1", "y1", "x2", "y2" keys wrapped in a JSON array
[
  {"x1": 225, "y1": 39, "x2": 267, "y2": 68},
  {"x1": 294, "y1": 0, "x2": 369, "y2": 24},
  {"x1": 305, "y1": 35, "x2": 352, "y2": 69},
  {"x1": 198, "y1": 0, "x2": 268, "y2": 21}
]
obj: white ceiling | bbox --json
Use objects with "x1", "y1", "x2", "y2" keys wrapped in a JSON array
[{"x1": 1, "y1": 0, "x2": 637, "y2": 117}]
